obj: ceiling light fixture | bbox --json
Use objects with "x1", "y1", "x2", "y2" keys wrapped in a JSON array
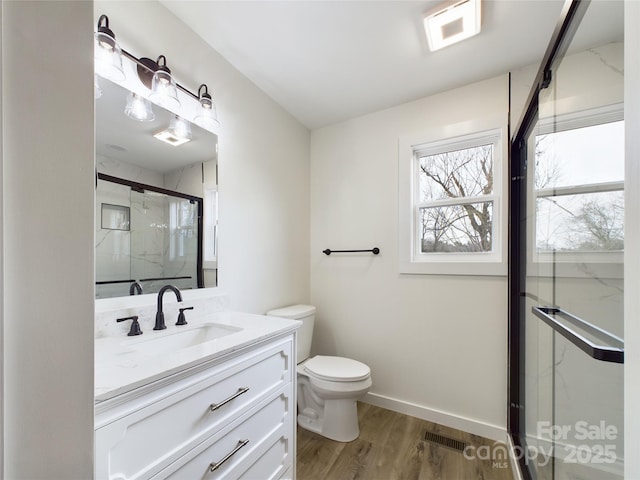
[
  {"x1": 154, "y1": 115, "x2": 192, "y2": 147},
  {"x1": 194, "y1": 84, "x2": 220, "y2": 131},
  {"x1": 424, "y1": 0, "x2": 481, "y2": 52}
]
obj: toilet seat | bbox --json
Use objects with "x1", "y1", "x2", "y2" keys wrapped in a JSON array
[{"x1": 303, "y1": 355, "x2": 370, "y2": 382}]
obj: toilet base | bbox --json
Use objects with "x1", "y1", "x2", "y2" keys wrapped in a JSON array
[{"x1": 297, "y1": 398, "x2": 360, "y2": 442}]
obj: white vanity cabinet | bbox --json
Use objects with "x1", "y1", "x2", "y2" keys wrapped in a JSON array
[{"x1": 95, "y1": 333, "x2": 296, "y2": 480}]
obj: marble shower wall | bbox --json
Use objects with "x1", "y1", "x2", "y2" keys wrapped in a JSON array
[
  {"x1": 96, "y1": 180, "x2": 132, "y2": 298},
  {"x1": 130, "y1": 191, "x2": 166, "y2": 284}
]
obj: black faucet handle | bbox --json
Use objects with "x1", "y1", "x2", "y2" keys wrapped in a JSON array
[
  {"x1": 117, "y1": 315, "x2": 143, "y2": 336},
  {"x1": 176, "y1": 306, "x2": 194, "y2": 326}
]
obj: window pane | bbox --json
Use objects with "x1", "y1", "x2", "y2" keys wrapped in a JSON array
[
  {"x1": 419, "y1": 201, "x2": 493, "y2": 253},
  {"x1": 536, "y1": 190, "x2": 624, "y2": 252},
  {"x1": 419, "y1": 143, "x2": 493, "y2": 202},
  {"x1": 535, "y1": 120, "x2": 624, "y2": 189}
]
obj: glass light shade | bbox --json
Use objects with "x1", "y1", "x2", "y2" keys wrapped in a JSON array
[
  {"x1": 194, "y1": 84, "x2": 219, "y2": 132},
  {"x1": 194, "y1": 103, "x2": 220, "y2": 132},
  {"x1": 150, "y1": 69, "x2": 180, "y2": 110},
  {"x1": 94, "y1": 31, "x2": 125, "y2": 81},
  {"x1": 169, "y1": 116, "x2": 192, "y2": 140},
  {"x1": 124, "y1": 92, "x2": 155, "y2": 122}
]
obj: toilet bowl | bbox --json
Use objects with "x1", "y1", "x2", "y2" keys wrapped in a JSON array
[
  {"x1": 266, "y1": 305, "x2": 372, "y2": 442},
  {"x1": 297, "y1": 355, "x2": 372, "y2": 442}
]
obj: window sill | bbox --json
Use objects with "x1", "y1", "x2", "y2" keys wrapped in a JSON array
[{"x1": 399, "y1": 257, "x2": 507, "y2": 276}]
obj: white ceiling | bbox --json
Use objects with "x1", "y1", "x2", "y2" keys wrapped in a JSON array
[
  {"x1": 161, "y1": 0, "x2": 565, "y2": 130},
  {"x1": 161, "y1": 0, "x2": 622, "y2": 130}
]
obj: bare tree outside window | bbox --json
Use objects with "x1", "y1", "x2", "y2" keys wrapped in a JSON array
[
  {"x1": 534, "y1": 119, "x2": 624, "y2": 253},
  {"x1": 418, "y1": 144, "x2": 494, "y2": 253}
]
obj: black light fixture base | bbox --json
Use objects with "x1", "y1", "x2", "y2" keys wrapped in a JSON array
[{"x1": 136, "y1": 57, "x2": 158, "y2": 89}]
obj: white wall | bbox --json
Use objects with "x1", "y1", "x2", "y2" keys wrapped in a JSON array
[
  {"x1": 0, "y1": 0, "x2": 310, "y2": 475},
  {"x1": 0, "y1": 2, "x2": 4, "y2": 473},
  {"x1": 310, "y1": 75, "x2": 510, "y2": 440},
  {"x1": 2, "y1": 2, "x2": 95, "y2": 477},
  {"x1": 95, "y1": 1, "x2": 311, "y2": 314},
  {"x1": 625, "y1": 1, "x2": 640, "y2": 477}
]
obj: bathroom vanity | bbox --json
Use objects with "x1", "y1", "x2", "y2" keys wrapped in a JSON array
[{"x1": 95, "y1": 309, "x2": 300, "y2": 479}]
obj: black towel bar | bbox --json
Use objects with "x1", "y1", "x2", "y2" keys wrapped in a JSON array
[{"x1": 323, "y1": 248, "x2": 380, "y2": 255}]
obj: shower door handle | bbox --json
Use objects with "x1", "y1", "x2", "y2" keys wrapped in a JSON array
[{"x1": 532, "y1": 306, "x2": 624, "y2": 364}]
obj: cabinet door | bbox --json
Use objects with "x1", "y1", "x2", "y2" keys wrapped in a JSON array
[{"x1": 95, "y1": 338, "x2": 293, "y2": 480}]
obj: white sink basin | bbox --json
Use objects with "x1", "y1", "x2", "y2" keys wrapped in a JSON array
[{"x1": 124, "y1": 323, "x2": 242, "y2": 356}]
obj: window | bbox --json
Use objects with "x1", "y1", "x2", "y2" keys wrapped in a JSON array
[
  {"x1": 399, "y1": 127, "x2": 506, "y2": 276},
  {"x1": 531, "y1": 105, "x2": 624, "y2": 273}
]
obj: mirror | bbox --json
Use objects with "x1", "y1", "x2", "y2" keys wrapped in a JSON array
[{"x1": 95, "y1": 77, "x2": 218, "y2": 298}]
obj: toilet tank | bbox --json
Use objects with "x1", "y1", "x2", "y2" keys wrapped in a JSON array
[{"x1": 266, "y1": 304, "x2": 315, "y2": 363}]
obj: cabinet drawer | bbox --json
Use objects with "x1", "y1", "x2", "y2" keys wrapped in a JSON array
[
  {"x1": 154, "y1": 390, "x2": 292, "y2": 479},
  {"x1": 236, "y1": 433, "x2": 292, "y2": 480},
  {"x1": 96, "y1": 339, "x2": 293, "y2": 480}
]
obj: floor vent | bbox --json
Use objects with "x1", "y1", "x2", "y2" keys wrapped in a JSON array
[{"x1": 423, "y1": 431, "x2": 468, "y2": 453}]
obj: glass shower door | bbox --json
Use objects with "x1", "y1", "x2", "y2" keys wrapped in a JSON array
[
  {"x1": 512, "y1": 2, "x2": 624, "y2": 479},
  {"x1": 522, "y1": 110, "x2": 624, "y2": 479},
  {"x1": 130, "y1": 189, "x2": 200, "y2": 293}
]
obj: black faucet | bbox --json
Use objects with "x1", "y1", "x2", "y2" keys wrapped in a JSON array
[
  {"x1": 129, "y1": 281, "x2": 143, "y2": 295},
  {"x1": 154, "y1": 285, "x2": 183, "y2": 330}
]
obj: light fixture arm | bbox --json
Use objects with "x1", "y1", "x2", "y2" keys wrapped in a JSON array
[
  {"x1": 156, "y1": 55, "x2": 169, "y2": 72},
  {"x1": 198, "y1": 84, "x2": 214, "y2": 108},
  {"x1": 96, "y1": 14, "x2": 116, "y2": 39},
  {"x1": 198, "y1": 84, "x2": 209, "y2": 98}
]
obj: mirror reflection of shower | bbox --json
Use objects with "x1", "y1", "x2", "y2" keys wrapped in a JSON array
[{"x1": 96, "y1": 175, "x2": 203, "y2": 298}]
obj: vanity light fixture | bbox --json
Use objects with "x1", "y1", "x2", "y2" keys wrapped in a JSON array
[
  {"x1": 193, "y1": 84, "x2": 220, "y2": 131},
  {"x1": 94, "y1": 14, "x2": 220, "y2": 132},
  {"x1": 423, "y1": 0, "x2": 481, "y2": 52},
  {"x1": 124, "y1": 92, "x2": 156, "y2": 122},
  {"x1": 154, "y1": 115, "x2": 192, "y2": 147},
  {"x1": 94, "y1": 15, "x2": 125, "y2": 81}
]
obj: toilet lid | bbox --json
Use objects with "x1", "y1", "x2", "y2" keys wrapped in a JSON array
[{"x1": 304, "y1": 355, "x2": 370, "y2": 382}]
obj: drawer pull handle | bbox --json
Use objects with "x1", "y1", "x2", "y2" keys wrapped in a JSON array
[
  {"x1": 209, "y1": 387, "x2": 250, "y2": 412},
  {"x1": 209, "y1": 439, "x2": 249, "y2": 472}
]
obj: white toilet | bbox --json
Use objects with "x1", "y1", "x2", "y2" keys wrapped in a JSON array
[{"x1": 266, "y1": 304, "x2": 372, "y2": 442}]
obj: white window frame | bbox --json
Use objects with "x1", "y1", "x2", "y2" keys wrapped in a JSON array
[
  {"x1": 399, "y1": 119, "x2": 507, "y2": 276},
  {"x1": 528, "y1": 104, "x2": 624, "y2": 279}
]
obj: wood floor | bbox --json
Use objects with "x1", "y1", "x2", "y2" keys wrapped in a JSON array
[{"x1": 296, "y1": 402, "x2": 515, "y2": 480}]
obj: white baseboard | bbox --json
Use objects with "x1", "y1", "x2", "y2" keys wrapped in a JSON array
[{"x1": 362, "y1": 392, "x2": 507, "y2": 443}]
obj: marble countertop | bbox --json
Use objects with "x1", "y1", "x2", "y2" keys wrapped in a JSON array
[{"x1": 95, "y1": 311, "x2": 301, "y2": 402}]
